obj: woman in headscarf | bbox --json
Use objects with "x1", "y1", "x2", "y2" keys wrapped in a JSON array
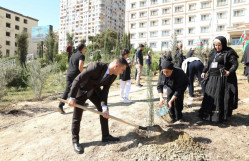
[
  {"x1": 241, "y1": 44, "x2": 249, "y2": 82},
  {"x1": 199, "y1": 36, "x2": 239, "y2": 122},
  {"x1": 157, "y1": 60, "x2": 189, "y2": 122}
]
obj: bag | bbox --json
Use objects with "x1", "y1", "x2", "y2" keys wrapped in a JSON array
[{"x1": 201, "y1": 71, "x2": 209, "y2": 85}]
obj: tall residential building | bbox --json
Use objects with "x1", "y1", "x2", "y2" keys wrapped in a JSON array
[
  {"x1": 0, "y1": 6, "x2": 38, "y2": 57},
  {"x1": 59, "y1": 0, "x2": 125, "y2": 53},
  {"x1": 125, "y1": 0, "x2": 249, "y2": 51}
]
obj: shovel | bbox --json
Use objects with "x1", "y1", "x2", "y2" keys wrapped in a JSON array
[{"x1": 58, "y1": 98, "x2": 163, "y2": 132}]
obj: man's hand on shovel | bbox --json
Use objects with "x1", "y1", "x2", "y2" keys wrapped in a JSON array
[{"x1": 68, "y1": 97, "x2": 76, "y2": 107}]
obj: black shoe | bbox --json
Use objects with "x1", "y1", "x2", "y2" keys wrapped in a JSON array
[
  {"x1": 57, "y1": 107, "x2": 65, "y2": 114},
  {"x1": 102, "y1": 135, "x2": 120, "y2": 142},
  {"x1": 136, "y1": 84, "x2": 143, "y2": 87},
  {"x1": 73, "y1": 142, "x2": 84, "y2": 154}
]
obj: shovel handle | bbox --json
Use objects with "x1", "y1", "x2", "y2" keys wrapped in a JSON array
[{"x1": 58, "y1": 98, "x2": 140, "y2": 129}]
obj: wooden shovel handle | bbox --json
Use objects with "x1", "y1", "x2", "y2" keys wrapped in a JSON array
[{"x1": 57, "y1": 98, "x2": 140, "y2": 129}]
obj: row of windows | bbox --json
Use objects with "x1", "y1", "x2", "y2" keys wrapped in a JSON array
[
  {"x1": 131, "y1": 9, "x2": 244, "y2": 19},
  {"x1": 131, "y1": 0, "x2": 244, "y2": 9},
  {"x1": 131, "y1": 39, "x2": 209, "y2": 49},
  {"x1": 6, "y1": 13, "x2": 28, "y2": 24},
  {"x1": 5, "y1": 41, "x2": 18, "y2": 47},
  {"x1": 5, "y1": 23, "x2": 28, "y2": 31},
  {"x1": 130, "y1": 26, "x2": 226, "y2": 38}
]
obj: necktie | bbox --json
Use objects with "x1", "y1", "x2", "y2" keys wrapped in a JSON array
[{"x1": 101, "y1": 74, "x2": 110, "y2": 83}]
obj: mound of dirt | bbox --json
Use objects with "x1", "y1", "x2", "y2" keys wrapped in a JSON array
[{"x1": 121, "y1": 129, "x2": 208, "y2": 161}]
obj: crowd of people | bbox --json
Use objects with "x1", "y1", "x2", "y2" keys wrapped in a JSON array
[{"x1": 58, "y1": 35, "x2": 247, "y2": 154}]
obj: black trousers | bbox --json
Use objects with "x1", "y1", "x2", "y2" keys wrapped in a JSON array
[
  {"x1": 167, "y1": 88, "x2": 185, "y2": 121},
  {"x1": 72, "y1": 92, "x2": 109, "y2": 143},
  {"x1": 188, "y1": 61, "x2": 205, "y2": 97},
  {"x1": 67, "y1": 52, "x2": 72, "y2": 62},
  {"x1": 58, "y1": 76, "x2": 74, "y2": 108}
]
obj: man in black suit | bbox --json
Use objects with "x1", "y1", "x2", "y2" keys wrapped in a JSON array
[
  {"x1": 68, "y1": 58, "x2": 128, "y2": 154},
  {"x1": 58, "y1": 44, "x2": 86, "y2": 114}
]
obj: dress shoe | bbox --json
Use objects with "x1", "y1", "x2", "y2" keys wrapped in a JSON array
[
  {"x1": 57, "y1": 107, "x2": 65, "y2": 114},
  {"x1": 73, "y1": 142, "x2": 84, "y2": 154},
  {"x1": 102, "y1": 134, "x2": 120, "y2": 142}
]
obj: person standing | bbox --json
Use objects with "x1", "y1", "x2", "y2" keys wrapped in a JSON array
[
  {"x1": 135, "y1": 44, "x2": 144, "y2": 87},
  {"x1": 66, "y1": 43, "x2": 73, "y2": 63},
  {"x1": 174, "y1": 43, "x2": 185, "y2": 68},
  {"x1": 186, "y1": 48, "x2": 195, "y2": 58},
  {"x1": 242, "y1": 44, "x2": 249, "y2": 82},
  {"x1": 145, "y1": 51, "x2": 152, "y2": 75},
  {"x1": 68, "y1": 58, "x2": 128, "y2": 154},
  {"x1": 58, "y1": 44, "x2": 86, "y2": 114},
  {"x1": 119, "y1": 49, "x2": 134, "y2": 103},
  {"x1": 159, "y1": 51, "x2": 167, "y2": 71},
  {"x1": 199, "y1": 36, "x2": 239, "y2": 122},
  {"x1": 157, "y1": 60, "x2": 189, "y2": 122},
  {"x1": 181, "y1": 57, "x2": 205, "y2": 100}
]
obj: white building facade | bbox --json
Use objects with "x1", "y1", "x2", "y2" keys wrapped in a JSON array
[
  {"x1": 59, "y1": 0, "x2": 125, "y2": 53},
  {"x1": 125, "y1": 0, "x2": 249, "y2": 51}
]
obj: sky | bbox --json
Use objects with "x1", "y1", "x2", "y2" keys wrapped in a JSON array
[{"x1": 0, "y1": 0, "x2": 60, "y2": 30}]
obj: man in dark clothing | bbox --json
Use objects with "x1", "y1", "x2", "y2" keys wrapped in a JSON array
[
  {"x1": 159, "y1": 51, "x2": 167, "y2": 71},
  {"x1": 68, "y1": 58, "x2": 128, "y2": 154},
  {"x1": 186, "y1": 48, "x2": 195, "y2": 58},
  {"x1": 242, "y1": 44, "x2": 249, "y2": 82},
  {"x1": 145, "y1": 51, "x2": 152, "y2": 75},
  {"x1": 58, "y1": 44, "x2": 86, "y2": 114},
  {"x1": 174, "y1": 43, "x2": 185, "y2": 68},
  {"x1": 66, "y1": 43, "x2": 73, "y2": 62},
  {"x1": 135, "y1": 44, "x2": 144, "y2": 87},
  {"x1": 157, "y1": 60, "x2": 188, "y2": 122}
]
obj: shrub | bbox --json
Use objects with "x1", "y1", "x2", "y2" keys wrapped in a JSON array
[
  {"x1": 92, "y1": 51, "x2": 102, "y2": 62},
  {"x1": 151, "y1": 62, "x2": 159, "y2": 75},
  {"x1": 6, "y1": 67, "x2": 29, "y2": 90},
  {"x1": 58, "y1": 59, "x2": 67, "y2": 72}
]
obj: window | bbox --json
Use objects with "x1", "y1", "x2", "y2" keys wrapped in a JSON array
[
  {"x1": 234, "y1": 0, "x2": 244, "y2": 3},
  {"x1": 6, "y1": 32, "x2": 10, "y2": 37},
  {"x1": 162, "y1": 42, "x2": 169, "y2": 47},
  {"x1": 175, "y1": 6, "x2": 183, "y2": 12},
  {"x1": 151, "y1": 0, "x2": 158, "y2": 5},
  {"x1": 15, "y1": 42, "x2": 17, "y2": 47},
  {"x1": 175, "y1": 29, "x2": 183, "y2": 35},
  {"x1": 131, "y1": 34, "x2": 136, "y2": 39},
  {"x1": 139, "y1": 33, "x2": 146, "y2": 38},
  {"x1": 201, "y1": 27, "x2": 209, "y2": 33},
  {"x1": 131, "y1": 13, "x2": 136, "y2": 19},
  {"x1": 162, "y1": 0, "x2": 170, "y2": 2},
  {"x1": 131, "y1": 3, "x2": 136, "y2": 8},
  {"x1": 233, "y1": 10, "x2": 244, "y2": 16},
  {"x1": 150, "y1": 21, "x2": 158, "y2": 26},
  {"x1": 131, "y1": 23, "x2": 136, "y2": 29},
  {"x1": 162, "y1": 8, "x2": 170, "y2": 14},
  {"x1": 201, "y1": 14, "x2": 210, "y2": 21},
  {"x1": 24, "y1": 27, "x2": 28, "y2": 32},
  {"x1": 15, "y1": 25, "x2": 19, "y2": 30},
  {"x1": 150, "y1": 10, "x2": 158, "y2": 16},
  {"x1": 162, "y1": 30, "x2": 170, "y2": 36},
  {"x1": 150, "y1": 31, "x2": 158, "y2": 37},
  {"x1": 175, "y1": 18, "x2": 183, "y2": 24},
  {"x1": 231, "y1": 37, "x2": 240, "y2": 45},
  {"x1": 217, "y1": 0, "x2": 227, "y2": 6},
  {"x1": 201, "y1": 2, "x2": 210, "y2": 8},
  {"x1": 150, "y1": 42, "x2": 157, "y2": 48},
  {"x1": 139, "y1": 22, "x2": 147, "y2": 28},
  {"x1": 217, "y1": 25, "x2": 225, "y2": 31},
  {"x1": 6, "y1": 13, "x2": 11, "y2": 19},
  {"x1": 162, "y1": 19, "x2": 170, "y2": 25},
  {"x1": 6, "y1": 41, "x2": 10, "y2": 46},
  {"x1": 188, "y1": 28, "x2": 195, "y2": 34},
  {"x1": 188, "y1": 40, "x2": 194, "y2": 46},
  {"x1": 6, "y1": 23, "x2": 11, "y2": 28},
  {"x1": 15, "y1": 16, "x2": 20, "y2": 21},
  {"x1": 139, "y1": 12, "x2": 147, "y2": 17},
  {"x1": 233, "y1": 23, "x2": 242, "y2": 27},
  {"x1": 189, "y1": 16, "x2": 195, "y2": 22},
  {"x1": 203, "y1": 39, "x2": 209, "y2": 44},
  {"x1": 24, "y1": 19, "x2": 28, "y2": 24},
  {"x1": 217, "y1": 12, "x2": 227, "y2": 19},
  {"x1": 15, "y1": 34, "x2": 18, "y2": 38},
  {"x1": 189, "y1": 4, "x2": 196, "y2": 10},
  {"x1": 140, "y1": 1, "x2": 146, "y2": 7}
]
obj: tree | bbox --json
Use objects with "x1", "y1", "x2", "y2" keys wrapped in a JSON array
[
  {"x1": 122, "y1": 31, "x2": 127, "y2": 50},
  {"x1": 16, "y1": 29, "x2": 28, "y2": 69},
  {"x1": 44, "y1": 31, "x2": 56, "y2": 63},
  {"x1": 66, "y1": 32, "x2": 74, "y2": 47},
  {"x1": 169, "y1": 33, "x2": 178, "y2": 65},
  {"x1": 122, "y1": 32, "x2": 131, "y2": 50},
  {"x1": 80, "y1": 38, "x2": 86, "y2": 45},
  {"x1": 115, "y1": 32, "x2": 121, "y2": 57}
]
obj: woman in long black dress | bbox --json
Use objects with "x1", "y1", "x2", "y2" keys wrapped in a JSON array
[{"x1": 199, "y1": 36, "x2": 239, "y2": 122}]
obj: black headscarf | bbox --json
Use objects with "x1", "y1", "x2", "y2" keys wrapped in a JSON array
[
  {"x1": 213, "y1": 36, "x2": 228, "y2": 51},
  {"x1": 161, "y1": 60, "x2": 174, "y2": 70}
]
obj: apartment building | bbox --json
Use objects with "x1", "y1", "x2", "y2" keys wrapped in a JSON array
[
  {"x1": 0, "y1": 6, "x2": 38, "y2": 57},
  {"x1": 125, "y1": 0, "x2": 249, "y2": 51},
  {"x1": 59, "y1": 0, "x2": 125, "y2": 53}
]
